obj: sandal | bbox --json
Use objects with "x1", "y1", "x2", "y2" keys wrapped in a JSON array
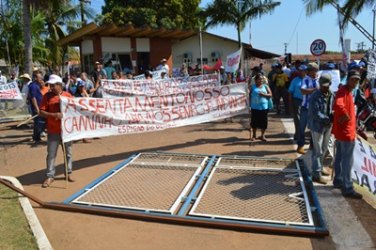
[
  {"x1": 42, "y1": 178, "x2": 54, "y2": 188},
  {"x1": 258, "y1": 136, "x2": 267, "y2": 141}
]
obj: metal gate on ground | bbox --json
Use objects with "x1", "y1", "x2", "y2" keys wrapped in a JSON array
[{"x1": 64, "y1": 152, "x2": 328, "y2": 236}]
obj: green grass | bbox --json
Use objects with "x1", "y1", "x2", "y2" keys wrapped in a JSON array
[{"x1": 0, "y1": 184, "x2": 38, "y2": 250}]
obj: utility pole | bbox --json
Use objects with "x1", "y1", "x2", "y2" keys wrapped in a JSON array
[
  {"x1": 373, "y1": 8, "x2": 376, "y2": 49},
  {"x1": 356, "y1": 41, "x2": 366, "y2": 51},
  {"x1": 284, "y1": 43, "x2": 288, "y2": 54}
]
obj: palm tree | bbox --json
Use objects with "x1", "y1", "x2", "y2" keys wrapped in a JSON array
[
  {"x1": 304, "y1": 0, "x2": 375, "y2": 23},
  {"x1": 203, "y1": 0, "x2": 281, "y2": 47},
  {"x1": 342, "y1": 0, "x2": 376, "y2": 23},
  {"x1": 21, "y1": 0, "x2": 94, "y2": 73}
]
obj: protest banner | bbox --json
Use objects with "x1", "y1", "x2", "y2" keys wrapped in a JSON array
[
  {"x1": 352, "y1": 136, "x2": 376, "y2": 200},
  {"x1": 225, "y1": 48, "x2": 242, "y2": 73},
  {"x1": 102, "y1": 73, "x2": 220, "y2": 97},
  {"x1": 317, "y1": 70, "x2": 341, "y2": 93},
  {"x1": 60, "y1": 83, "x2": 248, "y2": 142},
  {"x1": 133, "y1": 69, "x2": 164, "y2": 80},
  {"x1": 0, "y1": 81, "x2": 23, "y2": 100}
]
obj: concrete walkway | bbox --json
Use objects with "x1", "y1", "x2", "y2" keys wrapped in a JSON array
[{"x1": 281, "y1": 117, "x2": 375, "y2": 250}]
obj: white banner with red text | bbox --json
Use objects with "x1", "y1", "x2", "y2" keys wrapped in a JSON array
[
  {"x1": 133, "y1": 69, "x2": 164, "y2": 80},
  {"x1": 60, "y1": 83, "x2": 248, "y2": 142},
  {"x1": 101, "y1": 73, "x2": 220, "y2": 97},
  {"x1": 0, "y1": 81, "x2": 23, "y2": 100},
  {"x1": 225, "y1": 48, "x2": 242, "y2": 73},
  {"x1": 352, "y1": 136, "x2": 376, "y2": 199}
]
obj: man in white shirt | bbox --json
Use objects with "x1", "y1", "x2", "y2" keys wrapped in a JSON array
[
  {"x1": 158, "y1": 58, "x2": 170, "y2": 76},
  {"x1": 0, "y1": 70, "x2": 7, "y2": 84}
]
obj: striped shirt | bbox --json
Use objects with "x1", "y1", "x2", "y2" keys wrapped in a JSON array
[{"x1": 301, "y1": 76, "x2": 319, "y2": 109}]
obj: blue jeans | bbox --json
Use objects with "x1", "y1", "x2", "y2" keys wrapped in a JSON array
[
  {"x1": 46, "y1": 134, "x2": 73, "y2": 178},
  {"x1": 32, "y1": 111, "x2": 41, "y2": 142},
  {"x1": 291, "y1": 98, "x2": 302, "y2": 140},
  {"x1": 298, "y1": 107, "x2": 308, "y2": 147},
  {"x1": 311, "y1": 127, "x2": 332, "y2": 177},
  {"x1": 333, "y1": 140, "x2": 355, "y2": 194}
]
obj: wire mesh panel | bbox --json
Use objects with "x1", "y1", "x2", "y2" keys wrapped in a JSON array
[
  {"x1": 190, "y1": 165, "x2": 313, "y2": 226},
  {"x1": 72, "y1": 153, "x2": 208, "y2": 214},
  {"x1": 217, "y1": 157, "x2": 297, "y2": 171},
  {"x1": 132, "y1": 152, "x2": 207, "y2": 167}
]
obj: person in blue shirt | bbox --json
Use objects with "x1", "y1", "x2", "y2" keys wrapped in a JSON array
[
  {"x1": 28, "y1": 72, "x2": 44, "y2": 143},
  {"x1": 249, "y1": 73, "x2": 273, "y2": 141},
  {"x1": 288, "y1": 64, "x2": 307, "y2": 141},
  {"x1": 308, "y1": 74, "x2": 334, "y2": 184},
  {"x1": 297, "y1": 62, "x2": 319, "y2": 154}
]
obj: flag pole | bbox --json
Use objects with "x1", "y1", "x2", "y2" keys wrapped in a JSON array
[{"x1": 199, "y1": 26, "x2": 203, "y2": 76}]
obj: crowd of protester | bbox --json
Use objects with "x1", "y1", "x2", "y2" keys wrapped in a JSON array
[
  {"x1": 0, "y1": 56, "x2": 373, "y2": 196},
  {"x1": 247, "y1": 59, "x2": 373, "y2": 199}
]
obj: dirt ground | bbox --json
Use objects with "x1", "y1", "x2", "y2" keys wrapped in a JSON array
[{"x1": 0, "y1": 114, "x2": 375, "y2": 250}]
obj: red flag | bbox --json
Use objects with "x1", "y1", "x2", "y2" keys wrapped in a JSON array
[{"x1": 203, "y1": 58, "x2": 222, "y2": 71}]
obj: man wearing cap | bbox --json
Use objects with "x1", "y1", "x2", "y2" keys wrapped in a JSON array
[
  {"x1": 39, "y1": 74, "x2": 74, "y2": 188},
  {"x1": 332, "y1": 70, "x2": 363, "y2": 199},
  {"x1": 288, "y1": 64, "x2": 307, "y2": 140},
  {"x1": 91, "y1": 61, "x2": 106, "y2": 97},
  {"x1": 308, "y1": 73, "x2": 334, "y2": 184},
  {"x1": 19, "y1": 73, "x2": 32, "y2": 100},
  {"x1": 158, "y1": 58, "x2": 170, "y2": 76},
  {"x1": 297, "y1": 62, "x2": 320, "y2": 154}
]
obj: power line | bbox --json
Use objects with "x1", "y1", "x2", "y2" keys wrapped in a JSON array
[{"x1": 287, "y1": 6, "x2": 305, "y2": 47}]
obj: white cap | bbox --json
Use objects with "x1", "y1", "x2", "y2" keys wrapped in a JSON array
[{"x1": 46, "y1": 74, "x2": 63, "y2": 84}]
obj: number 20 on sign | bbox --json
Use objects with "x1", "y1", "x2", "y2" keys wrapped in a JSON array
[{"x1": 310, "y1": 39, "x2": 326, "y2": 56}]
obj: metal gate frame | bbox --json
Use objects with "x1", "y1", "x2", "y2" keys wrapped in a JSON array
[
  {"x1": 65, "y1": 153, "x2": 208, "y2": 214},
  {"x1": 189, "y1": 159, "x2": 314, "y2": 227},
  {"x1": 62, "y1": 152, "x2": 329, "y2": 236}
]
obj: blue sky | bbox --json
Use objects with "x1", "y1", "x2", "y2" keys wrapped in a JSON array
[{"x1": 86, "y1": 0, "x2": 374, "y2": 55}]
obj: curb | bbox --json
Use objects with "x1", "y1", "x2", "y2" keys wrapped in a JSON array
[{"x1": 0, "y1": 176, "x2": 53, "y2": 250}]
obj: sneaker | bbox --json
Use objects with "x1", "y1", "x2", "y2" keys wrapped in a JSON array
[
  {"x1": 312, "y1": 175, "x2": 329, "y2": 185},
  {"x1": 296, "y1": 147, "x2": 305, "y2": 154},
  {"x1": 343, "y1": 191, "x2": 363, "y2": 199},
  {"x1": 42, "y1": 178, "x2": 54, "y2": 188},
  {"x1": 321, "y1": 168, "x2": 330, "y2": 176}
]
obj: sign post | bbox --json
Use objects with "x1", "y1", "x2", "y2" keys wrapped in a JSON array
[{"x1": 310, "y1": 39, "x2": 326, "y2": 67}]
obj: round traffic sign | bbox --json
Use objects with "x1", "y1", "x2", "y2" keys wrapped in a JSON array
[{"x1": 310, "y1": 39, "x2": 326, "y2": 56}]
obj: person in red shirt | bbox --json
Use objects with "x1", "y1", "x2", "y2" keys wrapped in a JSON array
[
  {"x1": 332, "y1": 70, "x2": 362, "y2": 199},
  {"x1": 39, "y1": 74, "x2": 74, "y2": 188}
]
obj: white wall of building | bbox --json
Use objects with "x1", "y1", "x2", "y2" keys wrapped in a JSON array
[
  {"x1": 81, "y1": 40, "x2": 93, "y2": 55},
  {"x1": 101, "y1": 37, "x2": 131, "y2": 53},
  {"x1": 136, "y1": 38, "x2": 150, "y2": 52},
  {"x1": 172, "y1": 33, "x2": 241, "y2": 69}
]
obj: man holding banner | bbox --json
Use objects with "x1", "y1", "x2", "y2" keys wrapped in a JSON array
[
  {"x1": 39, "y1": 74, "x2": 74, "y2": 188},
  {"x1": 332, "y1": 70, "x2": 362, "y2": 199}
]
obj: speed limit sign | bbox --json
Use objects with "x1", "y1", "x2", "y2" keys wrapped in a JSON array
[{"x1": 310, "y1": 39, "x2": 326, "y2": 56}]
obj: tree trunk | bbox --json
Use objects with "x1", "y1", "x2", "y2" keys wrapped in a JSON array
[
  {"x1": 237, "y1": 23, "x2": 242, "y2": 48},
  {"x1": 23, "y1": 0, "x2": 32, "y2": 75}
]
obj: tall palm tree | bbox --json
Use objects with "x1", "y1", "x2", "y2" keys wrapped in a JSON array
[
  {"x1": 304, "y1": 0, "x2": 375, "y2": 23},
  {"x1": 204, "y1": 0, "x2": 281, "y2": 47},
  {"x1": 342, "y1": 0, "x2": 375, "y2": 23}
]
